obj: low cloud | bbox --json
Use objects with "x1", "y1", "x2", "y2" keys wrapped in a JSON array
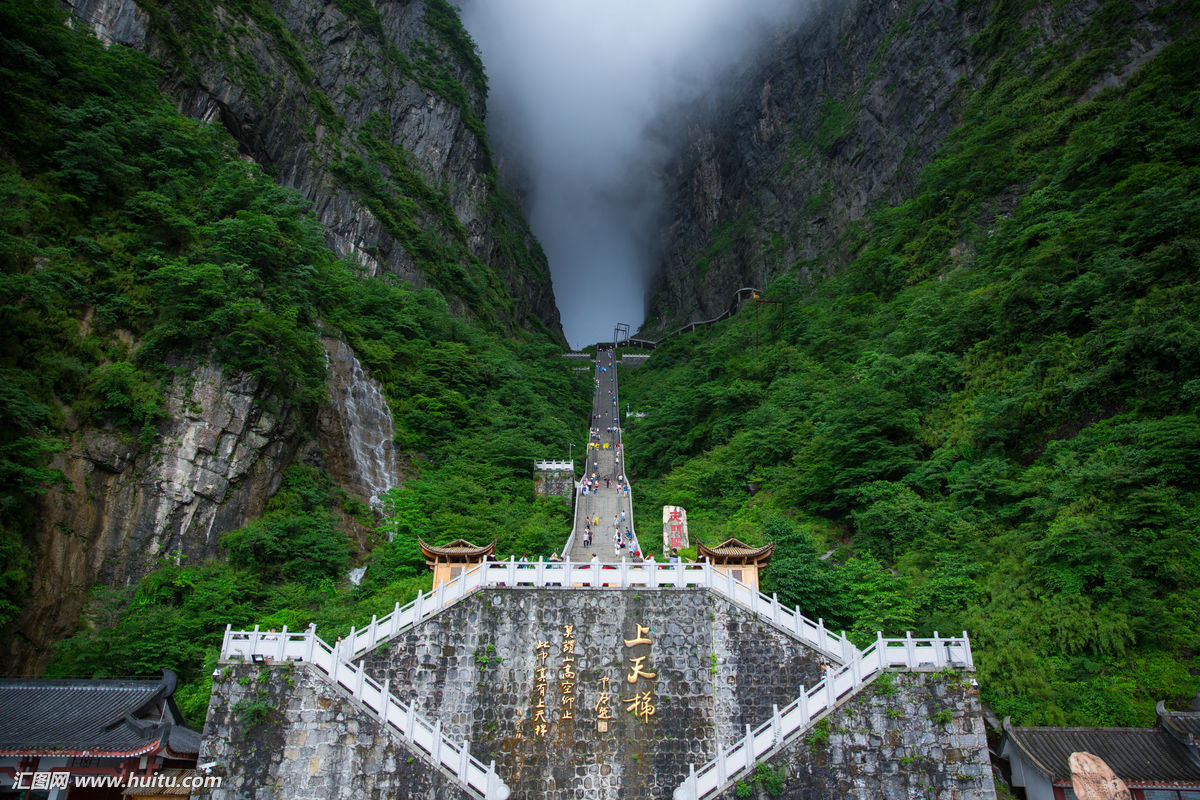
[{"x1": 460, "y1": 0, "x2": 812, "y2": 347}]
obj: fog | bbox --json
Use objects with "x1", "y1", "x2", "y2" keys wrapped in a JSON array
[{"x1": 459, "y1": 0, "x2": 811, "y2": 348}]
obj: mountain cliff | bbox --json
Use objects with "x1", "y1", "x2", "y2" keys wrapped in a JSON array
[
  {"x1": 69, "y1": 0, "x2": 561, "y2": 334},
  {"x1": 0, "y1": 0, "x2": 577, "y2": 676},
  {"x1": 623, "y1": 0, "x2": 1200, "y2": 726},
  {"x1": 646, "y1": 0, "x2": 1179, "y2": 330}
]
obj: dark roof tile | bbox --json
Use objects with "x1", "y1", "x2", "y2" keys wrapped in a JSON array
[
  {"x1": 0, "y1": 676, "x2": 194, "y2": 756},
  {"x1": 1006, "y1": 724, "x2": 1200, "y2": 785}
]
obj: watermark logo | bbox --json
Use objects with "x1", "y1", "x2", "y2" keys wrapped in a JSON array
[{"x1": 12, "y1": 770, "x2": 222, "y2": 790}]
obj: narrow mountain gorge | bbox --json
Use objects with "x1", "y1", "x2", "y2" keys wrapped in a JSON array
[
  {"x1": 0, "y1": 0, "x2": 1196, "y2": 747},
  {"x1": 625, "y1": 0, "x2": 1200, "y2": 726}
]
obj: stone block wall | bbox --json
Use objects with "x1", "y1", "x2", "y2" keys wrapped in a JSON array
[
  {"x1": 714, "y1": 671, "x2": 996, "y2": 800},
  {"x1": 199, "y1": 591, "x2": 995, "y2": 800},
  {"x1": 358, "y1": 588, "x2": 830, "y2": 799},
  {"x1": 534, "y1": 468, "x2": 575, "y2": 504},
  {"x1": 195, "y1": 662, "x2": 473, "y2": 800}
]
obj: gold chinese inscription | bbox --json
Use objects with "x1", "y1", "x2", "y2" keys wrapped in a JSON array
[
  {"x1": 595, "y1": 675, "x2": 613, "y2": 732},
  {"x1": 560, "y1": 625, "x2": 577, "y2": 720},
  {"x1": 532, "y1": 640, "x2": 550, "y2": 737},
  {"x1": 622, "y1": 622, "x2": 656, "y2": 724},
  {"x1": 623, "y1": 690, "x2": 656, "y2": 723}
]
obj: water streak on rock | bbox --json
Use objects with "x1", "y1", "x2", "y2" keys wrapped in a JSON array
[{"x1": 324, "y1": 339, "x2": 398, "y2": 506}]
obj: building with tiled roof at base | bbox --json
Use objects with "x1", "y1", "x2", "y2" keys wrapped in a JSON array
[
  {"x1": 696, "y1": 537, "x2": 774, "y2": 591},
  {"x1": 0, "y1": 669, "x2": 200, "y2": 799},
  {"x1": 1001, "y1": 697, "x2": 1200, "y2": 800}
]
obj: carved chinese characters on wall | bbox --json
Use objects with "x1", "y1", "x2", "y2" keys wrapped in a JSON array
[{"x1": 623, "y1": 622, "x2": 657, "y2": 724}]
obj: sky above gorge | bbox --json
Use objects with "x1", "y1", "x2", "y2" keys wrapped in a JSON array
[{"x1": 459, "y1": 0, "x2": 812, "y2": 347}]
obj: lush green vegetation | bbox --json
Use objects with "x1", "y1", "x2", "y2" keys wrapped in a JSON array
[
  {"x1": 2, "y1": 0, "x2": 585, "y2": 723},
  {"x1": 622, "y1": 0, "x2": 1200, "y2": 727}
]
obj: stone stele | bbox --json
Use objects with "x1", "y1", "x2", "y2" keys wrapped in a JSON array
[{"x1": 1069, "y1": 751, "x2": 1132, "y2": 800}]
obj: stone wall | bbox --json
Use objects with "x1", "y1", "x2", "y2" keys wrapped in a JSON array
[
  {"x1": 196, "y1": 662, "x2": 474, "y2": 800},
  {"x1": 359, "y1": 588, "x2": 829, "y2": 799},
  {"x1": 201, "y1": 590, "x2": 995, "y2": 800},
  {"x1": 534, "y1": 468, "x2": 575, "y2": 504},
  {"x1": 714, "y1": 671, "x2": 996, "y2": 800}
]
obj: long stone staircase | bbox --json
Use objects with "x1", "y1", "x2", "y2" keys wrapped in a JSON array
[{"x1": 218, "y1": 343, "x2": 977, "y2": 800}]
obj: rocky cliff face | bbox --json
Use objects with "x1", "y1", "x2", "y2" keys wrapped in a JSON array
[
  {"x1": 12, "y1": 362, "x2": 303, "y2": 671},
  {"x1": 67, "y1": 0, "x2": 562, "y2": 339},
  {"x1": 8, "y1": 0, "x2": 559, "y2": 671},
  {"x1": 646, "y1": 0, "x2": 1171, "y2": 329}
]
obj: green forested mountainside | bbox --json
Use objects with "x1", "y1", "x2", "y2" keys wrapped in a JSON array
[
  {"x1": 1, "y1": 1, "x2": 585, "y2": 720},
  {"x1": 622, "y1": 4, "x2": 1200, "y2": 726}
]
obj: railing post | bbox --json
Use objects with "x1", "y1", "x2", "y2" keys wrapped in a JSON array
[
  {"x1": 704, "y1": 562, "x2": 713, "y2": 588},
  {"x1": 851, "y1": 650, "x2": 862, "y2": 687},
  {"x1": 221, "y1": 624, "x2": 232, "y2": 659},
  {"x1": 508, "y1": 557, "x2": 517, "y2": 585},
  {"x1": 431, "y1": 719, "x2": 443, "y2": 767},
  {"x1": 933, "y1": 631, "x2": 945, "y2": 668},
  {"x1": 793, "y1": 608, "x2": 803, "y2": 640},
  {"x1": 963, "y1": 630, "x2": 974, "y2": 669},
  {"x1": 771, "y1": 593, "x2": 780, "y2": 624},
  {"x1": 816, "y1": 618, "x2": 825, "y2": 650},
  {"x1": 825, "y1": 672, "x2": 837, "y2": 708},
  {"x1": 305, "y1": 628, "x2": 316, "y2": 662},
  {"x1": 650, "y1": 562, "x2": 658, "y2": 588},
  {"x1": 380, "y1": 679, "x2": 390, "y2": 726},
  {"x1": 487, "y1": 760, "x2": 500, "y2": 799},
  {"x1": 620, "y1": 559, "x2": 628, "y2": 586},
  {"x1": 355, "y1": 663, "x2": 365, "y2": 698},
  {"x1": 745, "y1": 723, "x2": 754, "y2": 764},
  {"x1": 369, "y1": 615, "x2": 378, "y2": 649},
  {"x1": 406, "y1": 702, "x2": 417, "y2": 737},
  {"x1": 876, "y1": 631, "x2": 885, "y2": 666},
  {"x1": 905, "y1": 631, "x2": 916, "y2": 667},
  {"x1": 435, "y1": 579, "x2": 446, "y2": 607},
  {"x1": 536, "y1": 557, "x2": 545, "y2": 586},
  {"x1": 249, "y1": 624, "x2": 261, "y2": 662},
  {"x1": 458, "y1": 737, "x2": 470, "y2": 781},
  {"x1": 798, "y1": 689, "x2": 809, "y2": 727},
  {"x1": 771, "y1": 704, "x2": 782, "y2": 747},
  {"x1": 278, "y1": 625, "x2": 288, "y2": 661},
  {"x1": 414, "y1": 590, "x2": 425, "y2": 622},
  {"x1": 716, "y1": 742, "x2": 728, "y2": 786}
]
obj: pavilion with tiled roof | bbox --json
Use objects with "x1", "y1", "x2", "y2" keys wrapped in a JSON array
[
  {"x1": 419, "y1": 538, "x2": 496, "y2": 589},
  {"x1": 0, "y1": 669, "x2": 199, "y2": 798},
  {"x1": 1001, "y1": 700, "x2": 1200, "y2": 800},
  {"x1": 697, "y1": 538, "x2": 775, "y2": 591}
]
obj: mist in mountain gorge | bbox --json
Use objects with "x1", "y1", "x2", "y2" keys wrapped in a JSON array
[{"x1": 459, "y1": 0, "x2": 814, "y2": 347}]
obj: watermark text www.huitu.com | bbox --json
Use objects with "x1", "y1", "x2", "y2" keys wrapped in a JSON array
[{"x1": 12, "y1": 770, "x2": 222, "y2": 790}]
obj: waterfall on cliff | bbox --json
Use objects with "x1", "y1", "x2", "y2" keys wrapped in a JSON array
[{"x1": 324, "y1": 339, "x2": 398, "y2": 506}]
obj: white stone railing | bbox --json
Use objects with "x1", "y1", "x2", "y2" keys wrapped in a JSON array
[
  {"x1": 220, "y1": 626, "x2": 510, "y2": 800},
  {"x1": 533, "y1": 459, "x2": 574, "y2": 471},
  {"x1": 672, "y1": 631, "x2": 973, "y2": 800},
  {"x1": 331, "y1": 560, "x2": 854, "y2": 664}
]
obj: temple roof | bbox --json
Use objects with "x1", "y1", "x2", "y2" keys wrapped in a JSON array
[
  {"x1": 697, "y1": 538, "x2": 775, "y2": 564},
  {"x1": 418, "y1": 537, "x2": 496, "y2": 561},
  {"x1": 1002, "y1": 718, "x2": 1200, "y2": 786},
  {"x1": 1159, "y1": 700, "x2": 1200, "y2": 746},
  {"x1": 0, "y1": 671, "x2": 199, "y2": 757}
]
